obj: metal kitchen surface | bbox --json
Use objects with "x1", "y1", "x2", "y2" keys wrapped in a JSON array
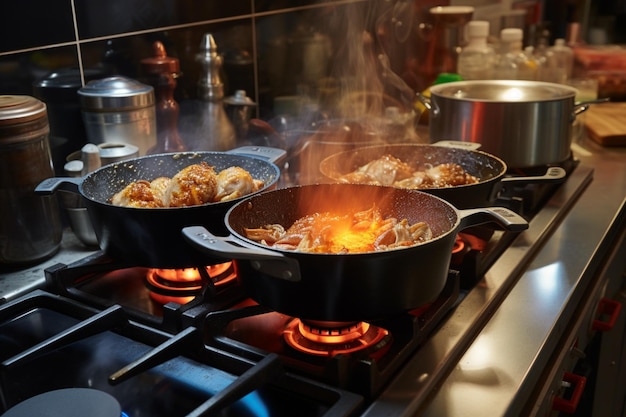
[{"x1": 1, "y1": 135, "x2": 625, "y2": 417}]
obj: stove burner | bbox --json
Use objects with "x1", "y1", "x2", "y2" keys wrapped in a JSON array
[
  {"x1": 284, "y1": 319, "x2": 391, "y2": 357},
  {"x1": 145, "y1": 261, "x2": 236, "y2": 304},
  {"x1": 2, "y1": 388, "x2": 125, "y2": 417}
]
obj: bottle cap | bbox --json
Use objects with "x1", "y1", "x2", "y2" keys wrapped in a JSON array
[
  {"x1": 467, "y1": 21, "x2": 490, "y2": 38},
  {"x1": 433, "y1": 73, "x2": 463, "y2": 85},
  {"x1": 501, "y1": 28, "x2": 523, "y2": 42}
]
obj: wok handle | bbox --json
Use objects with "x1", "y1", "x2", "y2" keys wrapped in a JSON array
[
  {"x1": 226, "y1": 146, "x2": 287, "y2": 165},
  {"x1": 182, "y1": 226, "x2": 301, "y2": 282},
  {"x1": 35, "y1": 176, "x2": 83, "y2": 195},
  {"x1": 457, "y1": 207, "x2": 528, "y2": 233}
]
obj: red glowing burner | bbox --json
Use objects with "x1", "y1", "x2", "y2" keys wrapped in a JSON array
[
  {"x1": 284, "y1": 319, "x2": 391, "y2": 357},
  {"x1": 145, "y1": 262, "x2": 236, "y2": 304}
]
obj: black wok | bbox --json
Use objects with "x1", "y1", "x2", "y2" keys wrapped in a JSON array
[
  {"x1": 318, "y1": 142, "x2": 566, "y2": 209},
  {"x1": 182, "y1": 183, "x2": 528, "y2": 321},
  {"x1": 36, "y1": 146, "x2": 284, "y2": 268}
]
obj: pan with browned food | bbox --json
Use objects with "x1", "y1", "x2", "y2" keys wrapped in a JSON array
[
  {"x1": 35, "y1": 146, "x2": 284, "y2": 268},
  {"x1": 183, "y1": 183, "x2": 528, "y2": 321},
  {"x1": 319, "y1": 143, "x2": 566, "y2": 209}
]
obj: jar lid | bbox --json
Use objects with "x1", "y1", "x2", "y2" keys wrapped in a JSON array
[
  {"x1": 0, "y1": 95, "x2": 47, "y2": 126},
  {"x1": 77, "y1": 76, "x2": 154, "y2": 111}
]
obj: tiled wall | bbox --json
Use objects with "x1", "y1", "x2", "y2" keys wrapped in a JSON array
[
  {"x1": 1, "y1": 1, "x2": 357, "y2": 111},
  {"x1": 0, "y1": 0, "x2": 448, "y2": 170}
]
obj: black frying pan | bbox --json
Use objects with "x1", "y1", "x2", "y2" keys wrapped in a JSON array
[
  {"x1": 36, "y1": 146, "x2": 284, "y2": 268},
  {"x1": 182, "y1": 183, "x2": 528, "y2": 321},
  {"x1": 318, "y1": 143, "x2": 566, "y2": 209}
]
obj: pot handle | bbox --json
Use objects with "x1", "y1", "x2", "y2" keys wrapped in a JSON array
[
  {"x1": 226, "y1": 145, "x2": 287, "y2": 165},
  {"x1": 457, "y1": 207, "x2": 528, "y2": 232},
  {"x1": 416, "y1": 93, "x2": 439, "y2": 117},
  {"x1": 35, "y1": 176, "x2": 83, "y2": 195},
  {"x1": 182, "y1": 226, "x2": 301, "y2": 282},
  {"x1": 571, "y1": 97, "x2": 610, "y2": 121}
]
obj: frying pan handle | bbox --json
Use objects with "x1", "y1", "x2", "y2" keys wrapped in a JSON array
[
  {"x1": 35, "y1": 176, "x2": 83, "y2": 195},
  {"x1": 226, "y1": 146, "x2": 287, "y2": 165},
  {"x1": 182, "y1": 226, "x2": 301, "y2": 282},
  {"x1": 492, "y1": 167, "x2": 567, "y2": 201},
  {"x1": 457, "y1": 207, "x2": 528, "y2": 232}
]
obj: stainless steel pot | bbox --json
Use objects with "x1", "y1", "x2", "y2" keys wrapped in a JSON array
[{"x1": 419, "y1": 80, "x2": 604, "y2": 168}]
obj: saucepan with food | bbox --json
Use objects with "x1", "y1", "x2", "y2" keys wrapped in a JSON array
[
  {"x1": 35, "y1": 146, "x2": 285, "y2": 268},
  {"x1": 318, "y1": 142, "x2": 566, "y2": 209},
  {"x1": 182, "y1": 183, "x2": 528, "y2": 321}
]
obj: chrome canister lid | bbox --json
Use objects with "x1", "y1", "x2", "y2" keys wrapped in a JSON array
[{"x1": 77, "y1": 76, "x2": 154, "y2": 111}]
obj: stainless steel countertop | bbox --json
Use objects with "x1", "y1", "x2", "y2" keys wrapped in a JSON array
[
  {"x1": 1, "y1": 130, "x2": 625, "y2": 417},
  {"x1": 363, "y1": 135, "x2": 626, "y2": 416},
  {"x1": 0, "y1": 230, "x2": 98, "y2": 303}
]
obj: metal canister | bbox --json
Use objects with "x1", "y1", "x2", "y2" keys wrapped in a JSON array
[
  {"x1": 78, "y1": 76, "x2": 157, "y2": 155},
  {"x1": 0, "y1": 95, "x2": 62, "y2": 264}
]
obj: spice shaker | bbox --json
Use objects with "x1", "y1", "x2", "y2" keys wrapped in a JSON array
[
  {"x1": 0, "y1": 95, "x2": 62, "y2": 264},
  {"x1": 78, "y1": 76, "x2": 157, "y2": 155}
]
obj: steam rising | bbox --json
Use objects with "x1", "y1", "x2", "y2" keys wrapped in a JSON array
[{"x1": 324, "y1": 2, "x2": 417, "y2": 120}]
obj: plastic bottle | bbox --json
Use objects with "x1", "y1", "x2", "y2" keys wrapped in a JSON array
[
  {"x1": 548, "y1": 38, "x2": 574, "y2": 81},
  {"x1": 493, "y1": 28, "x2": 536, "y2": 80},
  {"x1": 533, "y1": 29, "x2": 557, "y2": 83},
  {"x1": 524, "y1": 46, "x2": 543, "y2": 80},
  {"x1": 456, "y1": 21, "x2": 496, "y2": 80}
]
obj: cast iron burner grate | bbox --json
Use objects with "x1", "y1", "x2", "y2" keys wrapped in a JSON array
[
  {"x1": 200, "y1": 271, "x2": 461, "y2": 399},
  {"x1": 43, "y1": 251, "x2": 246, "y2": 333},
  {"x1": 0, "y1": 290, "x2": 363, "y2": 417}
]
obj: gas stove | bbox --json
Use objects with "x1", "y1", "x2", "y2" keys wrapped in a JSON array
[{"x1": 1, "y1": 140, "x2": 625, "y2": 417}]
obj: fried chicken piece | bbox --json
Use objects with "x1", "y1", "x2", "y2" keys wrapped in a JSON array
[
  {"x1": 424, "y1": 163, "x2": 479, "y2": 187},
  {"x1": 110, "y1": 180, "x2": 164, "y2": 208},
  {"x1": 149, "y1": 177, "x2": 171, "y2": 206},
  {"x1": 215, "y1": 166, "x2": 264, "y2": 202},
  {"x1": 163, "y1": 162, "x2": 217, "y2": 207},
  {"x1": 339, "y1": 154, "x2": 414, "y2": 186}
]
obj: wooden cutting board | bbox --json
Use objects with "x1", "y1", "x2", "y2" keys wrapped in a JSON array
[{"x1": 584, "y1": 102, "x2": 626, "y2": 146}]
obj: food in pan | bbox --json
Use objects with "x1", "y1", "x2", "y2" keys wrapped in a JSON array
[
  {"x1": 336, "y1": 154, "x2": 479, "y2": 189},
  {"x1": 244, "y1": 206, "x2": 433, "y2": 254},
  {"x1": 110, "y1": 162, "x2": 264, "y2": 207},
  {"x1": 215, "y1": 166, "x2": 265, "y2": 202}
]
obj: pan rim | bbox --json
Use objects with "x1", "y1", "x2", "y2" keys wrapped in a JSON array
[
  {"x1": 79, "y1": 150, "x2": 281, "y2": 210},
  {"x1": 318, "y1": 143, "x2": 507, "y2": 189},
  {"x1": 223, "y1": 183, "x2": 462, "y2": 257}
]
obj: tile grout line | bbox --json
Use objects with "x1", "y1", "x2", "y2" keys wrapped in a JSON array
[{"x1": 69, "y1": 0, "x2": 86, "y2": 86}]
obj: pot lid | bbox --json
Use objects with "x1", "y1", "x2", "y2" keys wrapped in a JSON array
[
  {"x1": 430, "y1": 80, "x2": 578, "y2": 102},
  {"x1": 0, "y1": 95, "x2": 46, "y2": 125},
  {"x1": 78, "y1": 76, "x2": 154, "y2": 111}
]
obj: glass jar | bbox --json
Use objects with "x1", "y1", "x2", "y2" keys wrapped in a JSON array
[{"x1": 0, "y1": 95, "x2": 62, "y2": 264}]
